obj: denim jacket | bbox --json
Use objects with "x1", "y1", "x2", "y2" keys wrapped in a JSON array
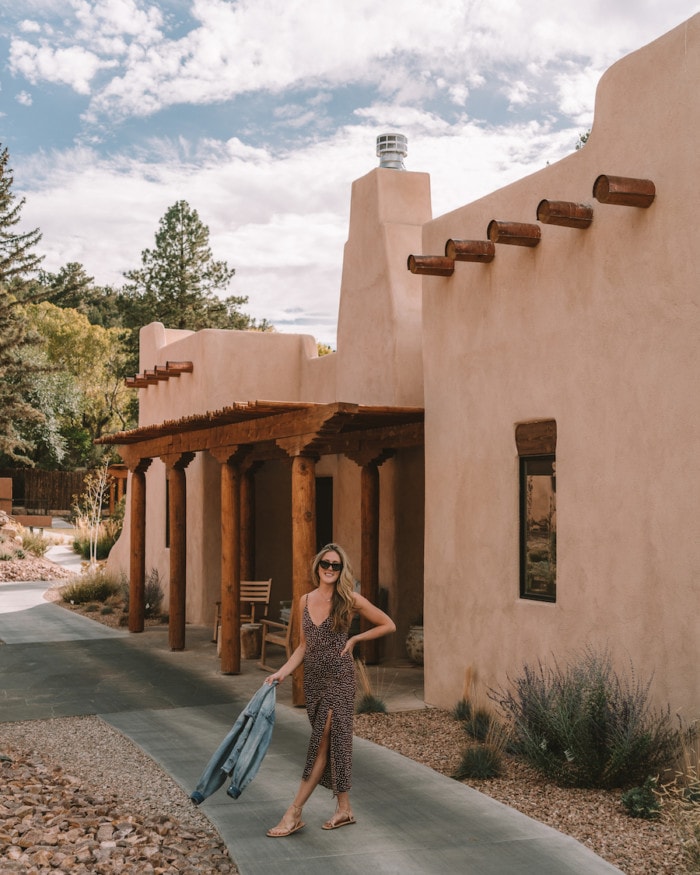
[{"x1": 191, "y1": 681, "x2": 277, "y2": 803}]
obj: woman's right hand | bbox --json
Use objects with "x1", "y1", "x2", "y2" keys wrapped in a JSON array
[{"x1": 265, "y1": 671, "x2": 284, "y2": 685}]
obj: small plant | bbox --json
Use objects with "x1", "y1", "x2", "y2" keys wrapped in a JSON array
[
  {"x1": 20, "y1": 528, "x2": 49, "y2": 557},
  {"x1": 61, "y1": 570, "x2": 122, "y2": 605},
  {"x1": 0, "y1": 552, "x2": 12, "y2": 561},
  {"x1": 84, "y1": 603, "x2": 99, "y2": 613},
  {"x1": 453, "y1": 698, "x2": 472, "y2": 722},
  {"x1": 121, "y1": 568, "x2": 164, "y2": 618},
  {"x1": 15, "y1": 548, "x2": 25, "y2": 560},
  {"x1": 464, "y1": 706, "x2": 495, "y2": 742},
  {"x1": 355, "y1": 659, "x2": 390, "y2": 714},
  {"x1": 656, "y1": 721, "x2": 700, "y2": 870},
  {"x1": 356, "y1": 693, "x2": 388, "y2": 714},
  {"x1": 101, "y1": 605, "x2": 114, "y2": 615},
  {"x1": 621, "y1": 776, "x2": 661, "y2": 819},
  {"x1": 453, "y1": 743, "x2": 503, "y2": 780}
]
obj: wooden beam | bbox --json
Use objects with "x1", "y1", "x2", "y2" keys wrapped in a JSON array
[
  {"x1": 219, "y1": 458, "x2": 242, "y2": 674},
  {"x1": 291, "y1": 455, "x2": 316, "y2": 706},
  {"x1": 164, "y1": 453, "x2": 194, "y2": 651},
  {"x1": 127, "y1": 459, "x2": 152, "y2": 632},
  {"x1": 360, "y1": 462, "x2": 380, "y2": 664}
]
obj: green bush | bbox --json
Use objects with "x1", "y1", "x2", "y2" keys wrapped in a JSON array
[
  {"x1": 453, "y1": 698, "x2": 472, "y2": 722},
  {"x1": 453, "y1": 744, "x2": 503, "y2": 780},
  {"x1": 463, "y1": 706, "x2": 495, "y2": 742},
  {"x1": 356, "y1": 693, "x2": 387, "y2": 714},
  {"x1": 621, "y1": 776, "x2": 661, "y2": 819},
  {"x1": 61, "y1": 571, "x2": 122, "y2": 605},
  {"x1": 493, "y1": 647, "x2": 682, "y2": 789}
]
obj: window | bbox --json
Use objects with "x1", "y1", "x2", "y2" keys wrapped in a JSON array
[{"x1": 516, "y1": 421, "x2": 556, "y2": 602}]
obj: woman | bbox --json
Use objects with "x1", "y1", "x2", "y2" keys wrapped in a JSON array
[{"x1": 265, "y1": 543, "x2": 396, "y2": 837}]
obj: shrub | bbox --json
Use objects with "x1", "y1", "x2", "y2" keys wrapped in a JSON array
[
  {"x1": 492, "y1": 647, "x2": 682, "y2": 788},
  {"x1": 356, "y1": 693, "x2": 387, "y2": 714},
  {"x1": 463, "y1": 706, "x2": 495, "y2": 742},
  {"x1": 73, "y1": 516, "x2": 122, "y2": 561},
  {"x1": 0, "y1": 552, "x2": 12, "y2": 561},
  {"x1": 656, "y1": 722, "x2": 700, "y2": 870},
  {"x1": 121, "y1": 568, "x2": 164, "y2": 618},
  {"x1": 20, "y1": 529, "x2": 49, "y2": 557},
  {"x1": 453, "y1": 698, "x2": 472, "y2": 722},
  {"x1": 453, "y1": 744, "x2": 503, "y2": 780},
  {"x1": 621, "y1": 776, "x2": 661, "y2": 819},
  {"x1": 61, "y1": 571, "x2": 122, "y2": 605}
]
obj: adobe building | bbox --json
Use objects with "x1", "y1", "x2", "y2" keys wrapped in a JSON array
[{"x1": 103, "y1": 14, "x2": 699, "y2": 718}]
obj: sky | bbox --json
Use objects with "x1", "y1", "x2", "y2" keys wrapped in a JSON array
[{"x1": 0, "y1": 1, "x2": 698, "y2": 347}]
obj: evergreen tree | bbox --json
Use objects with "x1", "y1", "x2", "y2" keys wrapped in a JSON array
[
  {"x1": 119, "y1": 199, "x2": 269, "y2": 370},
  {"x1": 121, "y1": 199, "x2": 259, "y2": 330},
  {"x1": 0, "y1": 145, "x2": 46, "y2": 465}
]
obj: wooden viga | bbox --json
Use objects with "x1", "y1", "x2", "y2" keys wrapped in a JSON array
[
  {"x1": 407, "y1": 254, "x2": 455, "y2": 276},
  {"x1": 487, "y1": 220, "x2": 541, "y2": 247},
  {"x1": 444, "y1": 239, "x2": 496, "y2": 262},
  {"x1": 592, "y1": 175, "x2": 655, "y2": 208},
  {"x1": 536, "y1": 200, "x2": 594, "y2": 229}
]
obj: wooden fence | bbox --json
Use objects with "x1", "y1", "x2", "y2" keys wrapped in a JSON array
[{"x1": 0, "y1": 469, "x2": 87, "y2": 515}]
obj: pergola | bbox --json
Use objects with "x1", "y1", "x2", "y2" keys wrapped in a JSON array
[{"x1": 98, "y1": 399, "x2": 424, "y2": 704}]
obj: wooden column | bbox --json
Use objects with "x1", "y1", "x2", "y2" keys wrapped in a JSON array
[
  {"x1": 127, "y1": 458, "x2": 152, "y2": 633},
  {"x1": 360, "y1": 462, "x2": 380, "y2": 664},
  {"x1": 210, "y1": 446, "x2": 252, "y2": 675},
  {"x1": 164, "y1": 453, "x2": 194, "y2": 651},
  {"x1": 290, "y1": 454, "x2": 317, "y2": 706},
  {"x1": 240, "y1": 464, "x2": 258, "y2": 580}
]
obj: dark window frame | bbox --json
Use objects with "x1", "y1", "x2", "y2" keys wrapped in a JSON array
[{"x1": 516, "y1": 420, "x2": 557, "y2": 603}]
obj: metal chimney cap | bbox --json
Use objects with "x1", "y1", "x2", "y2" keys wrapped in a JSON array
[{"x1": 376, "y1": 133, "x2": 407, "y2": 170}]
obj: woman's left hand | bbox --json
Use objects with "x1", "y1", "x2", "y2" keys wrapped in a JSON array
[{"x1": 340, "y1": 636, "x2": 357, "y2": 657}]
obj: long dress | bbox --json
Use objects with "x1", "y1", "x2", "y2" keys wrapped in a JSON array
[{"x1": 301, "y1": 599, "x2": 355, "y2": 794}]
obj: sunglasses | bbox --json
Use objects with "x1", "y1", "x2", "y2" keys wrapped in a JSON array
[{"x1": 319, "y1": 559, "x2": 343, "y2": 572}]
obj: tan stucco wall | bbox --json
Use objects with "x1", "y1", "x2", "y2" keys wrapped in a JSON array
[
  {"x1": 421, "y1": 15, "x2": 700, "y2": 717},
  {"x1": 108, "y1": 166, "x2": 429, "y2": 642}
]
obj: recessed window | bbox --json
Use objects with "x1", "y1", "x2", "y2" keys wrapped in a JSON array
[{"x1": 516, "y1": 421, "x2": 556, "y2": 602}]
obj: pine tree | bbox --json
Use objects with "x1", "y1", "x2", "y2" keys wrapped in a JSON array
[
  {"x1": 121, "y1": 199, "x2": 245, "y2": 330},
  {"x1": 0, "y1": 145, "x2": 45, "y2": 465}
]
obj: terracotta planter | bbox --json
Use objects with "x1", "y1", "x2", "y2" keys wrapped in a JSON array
[{"x1": 405, "y1": 625, "x2": 424, "y2": 665}]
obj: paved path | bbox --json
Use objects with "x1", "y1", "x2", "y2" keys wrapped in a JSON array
[{"x1": 0, "y1": 573, "x2": 622, "y2": 875}]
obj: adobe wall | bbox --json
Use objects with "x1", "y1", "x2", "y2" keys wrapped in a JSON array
[
  {"x1": 421, "y1": 15, "x2": 700, "y2": 717},
  {"x1": 108, "y1": 167, "x2": 430, "y2": 638}
]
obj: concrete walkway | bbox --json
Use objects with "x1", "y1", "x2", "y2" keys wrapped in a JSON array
[{"x1": 0, "y1": 569, "x2": 622, "y2": 874}]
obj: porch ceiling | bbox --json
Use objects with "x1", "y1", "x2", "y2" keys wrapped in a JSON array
[{"x1": 97, "y1": 400, "x2": 424, "y2": 464}]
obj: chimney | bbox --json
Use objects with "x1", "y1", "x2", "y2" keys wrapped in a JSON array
[{"x1": 376, "y1": 133, "x2": 407, "y2": 170}]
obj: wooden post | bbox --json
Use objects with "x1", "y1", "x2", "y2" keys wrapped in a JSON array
[
  {"x1": 165, "y1": 453, "x2": 194, "y2": 651},
  {"x1": 361, "y1": 462, "x2": 380, "y2": 664},
  {"x1": 291, "y1": 454, "x2": 317, "y2": 706},
  {"x1": 220, "y1": 457, "x2": 242, "y2": 674},
  {"x1": 240, "y1": 465, "x2": 257, "y2": 580},
  {"x1": 127, "y1": 459, "x2": 152, "y2": 633}
]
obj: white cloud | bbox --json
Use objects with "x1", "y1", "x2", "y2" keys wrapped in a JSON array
[
  {"x1": 16, "y1": 90, "x2": 34, "y2": 106},
  {"x1": 9, "y1": 40, "x2": 113, "y2": 94}
]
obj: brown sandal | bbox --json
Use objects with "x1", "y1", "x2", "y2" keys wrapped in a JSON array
[
  {"x1": 322, "y1": 809, "x2": 356, "y2": 830},
  {"x1": 266, "y1": 804, "x2": 306, "y2": 837}
]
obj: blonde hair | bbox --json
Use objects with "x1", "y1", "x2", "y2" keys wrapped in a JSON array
[{"x1": 311, "y1": 543, "x2": 355, "y2": 632}]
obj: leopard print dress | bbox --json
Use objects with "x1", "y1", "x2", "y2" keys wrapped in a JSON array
[{"x1": 301, "y1": 598, "x2": 355, "y2": 794}]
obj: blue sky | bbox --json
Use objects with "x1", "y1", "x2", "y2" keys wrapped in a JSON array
[{"x1": 1, "y1": 1, "x2": 697, "y2": 346}]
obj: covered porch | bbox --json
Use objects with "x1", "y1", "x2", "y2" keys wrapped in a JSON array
[{"x1": 99, "y1": 400, "x2": 423, "y2": 705}]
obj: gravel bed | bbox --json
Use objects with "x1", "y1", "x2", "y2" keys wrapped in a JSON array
[
  {"x1": 354, "y1": 710, "x2": 692, "y2": 875},
  {"x1": 0, "y1": 716, "x2": 235, "y2": 874}
]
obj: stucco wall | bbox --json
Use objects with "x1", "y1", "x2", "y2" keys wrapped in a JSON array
[
  {"x1": 421, "y1": 15, "x2": 700, "y2": 717},
  {"x1": 108, "y1": 166, "x2": 428, "y2": 636}
]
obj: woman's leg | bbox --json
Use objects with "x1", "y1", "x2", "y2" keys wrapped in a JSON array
[{"x1": 267, "y1": 710, "x2": 334, "y2": 835}]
